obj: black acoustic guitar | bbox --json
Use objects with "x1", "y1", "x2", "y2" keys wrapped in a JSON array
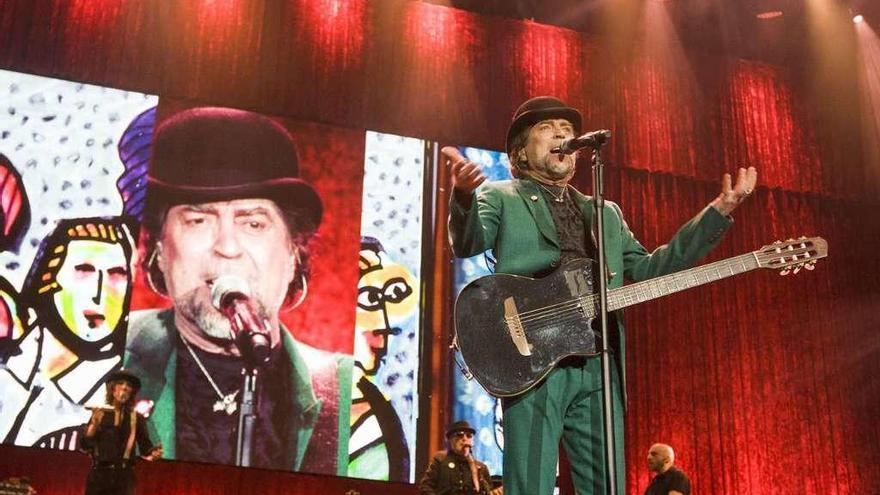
[{"x1": 453, "y1": 237, "x2": 828, "y2": 397}]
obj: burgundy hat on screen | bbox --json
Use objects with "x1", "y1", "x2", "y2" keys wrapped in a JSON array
[{"x1": 145, "y1": 106, "x2": 322, "y2": 233}]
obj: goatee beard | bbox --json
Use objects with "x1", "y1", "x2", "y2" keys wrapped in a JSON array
[{"x1": 176, "y1": 289, "x2": 271, "y2": 342}]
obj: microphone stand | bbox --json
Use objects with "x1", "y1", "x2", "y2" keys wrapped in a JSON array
[
  {"x1": 590, "y1": 141, "x2": 618, "y2": 495},
  {"x1": 235, "y1": 344, "x2": 263, "y2": 467},
  {"x1": 236, "y1": 367, "x2": 258, "y2": 466},
  {"x1": 217, "y1": 294, "x2": 271, "y2": 468}
]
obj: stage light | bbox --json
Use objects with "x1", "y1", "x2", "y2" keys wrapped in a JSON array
[
  {"x1": 756, "y1": 10, "x2": 784, "y2": 20},
  {"x1": 853, "y1": 14, "x2": 864, "y2": 24}
]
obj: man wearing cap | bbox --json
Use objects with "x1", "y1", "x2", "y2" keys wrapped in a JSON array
[
  {"x1": 124, "y1": 107, "x2": 353, "y2": 474},
  {"x1": 81, "y1": 370, "x2": 162, "y2": 495},
  {"x1": 419, "y1": 420, "x2": 497, "y2": 495},
  {"x1": 447, "y1": 96, "x2": 757, "y2": 494}
]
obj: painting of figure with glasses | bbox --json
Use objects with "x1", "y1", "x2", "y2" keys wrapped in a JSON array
[{"x1": 348, "y1": 236, "x2": 416, "y2": 481}]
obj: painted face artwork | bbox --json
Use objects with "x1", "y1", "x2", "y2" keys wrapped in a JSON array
[
  {"x1": 354, "y1": 247, "x2": 417, "y2": 375},
  {"x1": 52, "y1": 239, "x2": 130, "y2": 342}
]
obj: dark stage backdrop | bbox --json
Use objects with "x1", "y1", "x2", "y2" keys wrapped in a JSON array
[{"x1": 1, "y1": 0, "x2": 878, "y2": 494}]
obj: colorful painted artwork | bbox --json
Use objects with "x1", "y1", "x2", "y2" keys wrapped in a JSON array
[
  {"x1": 350, "y1": 131, "x2": 426, "y2": 482},
  {"x1": 0, "y1": 217, "x2": 136, "y2": 449},
  {"x1": 0, "y1": 69, "x2": 158, "y2": 451}
]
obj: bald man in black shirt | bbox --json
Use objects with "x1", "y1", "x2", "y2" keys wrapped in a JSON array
[{"x1": 644, "y1": 443, "x2": 691, "y2": 495}]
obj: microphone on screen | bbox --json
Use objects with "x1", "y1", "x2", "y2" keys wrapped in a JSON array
[{"x1": 211, "y1": 275, "x2": 272, "y2": 366}]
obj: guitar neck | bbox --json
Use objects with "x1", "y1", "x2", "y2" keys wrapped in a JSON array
[{"x1": 605, "y1": 252, "x2": 760, "y2": 312}]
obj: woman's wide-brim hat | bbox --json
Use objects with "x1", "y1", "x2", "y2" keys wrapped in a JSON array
[
  {"x1": 505, "y1": 96, "x2": 583, "y2": 156},
  {"x1": 106, "y1": 369, "x2": 141, "y2": 393},
  {"x1": 146, "y1": 107, "x2": 322, "y2": 232}
]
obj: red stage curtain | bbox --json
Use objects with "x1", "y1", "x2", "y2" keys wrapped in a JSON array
[{"x1": 597, "y1": 168, "x2": 880, "y2": 494}]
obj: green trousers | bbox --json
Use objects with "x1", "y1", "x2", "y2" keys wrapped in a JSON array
[{"x1": 501, "y1": 357, "x2": 625, "y2": 495}]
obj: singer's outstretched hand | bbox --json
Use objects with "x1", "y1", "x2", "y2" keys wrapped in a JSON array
[
  {"x1": 710, "y1": 166, "x2": 757, "y2": 216},
  {"x1": 442, "y1": 146, "x2": 486, "y2": 195}
]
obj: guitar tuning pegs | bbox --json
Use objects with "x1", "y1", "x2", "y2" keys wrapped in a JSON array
[
  {"x1": 773, "y1": 240, "x2": 782, "y2": 244},
  {"x1": 793, "y1": 264, "x2": 802, "y2": 274},
  {"x1": 805, "y1": 261, "x2": 816, "y2": 270},
  {"x1": 780, "y1": 268, "x2": 791, "y2": 276}
]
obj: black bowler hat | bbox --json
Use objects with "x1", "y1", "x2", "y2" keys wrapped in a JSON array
[
  {"x1": 445, "y1": 420, "x2": 476, "y2": 438},
  {"x1": 146, "y1": 107, "x2": 322, "y2": 232},
  {"x1": 506, "y1": 96, "x2": 583, "y2": 156},
  {"x1": 106, "y1": 369, "x2": 141, "y2": 393}
]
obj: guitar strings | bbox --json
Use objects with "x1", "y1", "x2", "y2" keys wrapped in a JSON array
[
  {"x1": 516, "y1": 297, "x2": 596, "y2": 324},
  {"x1": 505, "y1": 248, "x2": 815, "y2": 327},
  {"x1": 513, "y1": 252, "x2": 773, "y2": 323},
  {"x1": 522, "y1": 312, "x2": 591, "y2": 330}
]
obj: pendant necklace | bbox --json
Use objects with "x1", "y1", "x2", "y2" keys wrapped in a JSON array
[
  {"x1": 537, "y1": 182, "x2": 568, "y2": 203},
  {"x1": 181, "y1": 337, "x2": 240, "y2": 415}
]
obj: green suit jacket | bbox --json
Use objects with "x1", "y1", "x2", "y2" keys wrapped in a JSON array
[
  {"x1": 123, "y1": 309, "x2": 352, "y2": 475},
  {"x1": 448, "y1": 178, "x2": 732, "y2": 399}
]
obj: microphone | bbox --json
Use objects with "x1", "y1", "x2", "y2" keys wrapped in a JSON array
[
  {"x1": 551, "y1": 129, "x2": 611, "y2": 154},
  {"x1": 211, "y1": 276, "x2": 272, "y2": 366},
  {"x1": 85, "y1": 406, "x2": 115, "y2": 412}
]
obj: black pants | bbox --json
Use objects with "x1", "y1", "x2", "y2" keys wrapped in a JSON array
[{"x1": 84, "y1": 466, "x2": 135, "y2": 495}]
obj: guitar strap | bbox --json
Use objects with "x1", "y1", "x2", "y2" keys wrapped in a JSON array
[{"x1": 122, "y1": 410, "x2": 137, "y2": 460}]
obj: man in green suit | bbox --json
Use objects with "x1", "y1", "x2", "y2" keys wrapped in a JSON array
[
  {"x1": 447, "y1": 96, "x2": 757, "y2": 495},
  {"x1": 125, "y1": 107, "x2": 351, "y2": 475}
]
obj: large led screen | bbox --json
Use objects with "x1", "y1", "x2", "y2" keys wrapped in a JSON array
[{"x1": 0, "y1": 70, "x2": 424, "y2": 483}]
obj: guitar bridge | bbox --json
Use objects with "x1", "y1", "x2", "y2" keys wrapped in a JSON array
[{"x1": 503, "y1": 297, "x2": 532, "y2": 356}]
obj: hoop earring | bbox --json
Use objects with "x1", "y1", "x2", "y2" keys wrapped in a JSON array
[
  {"x1": 289, "y1": 273, "x2": 308, "y2": 311},
  {"x1": 145, "y1": 246, "x2": 164, "y2": 295},
  {"x1": 281, "y1": 248, "x2": 308, "y2": 311}
]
